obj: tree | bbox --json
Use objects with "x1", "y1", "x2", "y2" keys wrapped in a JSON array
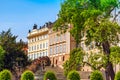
[
  {"x1": 63, "y1": 48, "x2": 84, "y2": 76},
  {"x1": 110, "y1": 46, "x2": 120, "y2": 64},
  {"x1": 54, "y1": 0, "x2": 120, "y2": 80},
  {"x1": 21, "y1": 70, "x2": 34, "y2": 80},
  {"x1": 0, "y1": 46, "x2": 5, "y2": 71},
  {"x1": 90, "y1": 70, "x2": 103, "y2": 80},
  {"x1": 84, "y1": 52, "x2": 107, "y2": 70},
  {"x1": 67, "y1": 70, "x2": 80, "y2": 80},
  {"x1": 0, "y1": 69, "x2": 12, "y2": 80},
  {"x1": 0, "y1": 29, "x2": 31, "y2": 79},
  {"x1": 43, "y1": 71, "x2": 57, "y2": 80},
  {"x1": 114, "y1": 71, "x2": 120, "y2": 80}
]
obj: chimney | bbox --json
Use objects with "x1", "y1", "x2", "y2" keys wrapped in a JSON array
[
  {"x1": 39, "y1": 26, "x2": 42, "y2": 29},
  {"x1": 33, "y1": 24, "x2": 37, "y2": 30},
  {"x1": 28, "y1": 30, "x2": 31, "y2": 33},
  {"x1": 45, "y1": 22, "x2": 48, "y2": 27}
]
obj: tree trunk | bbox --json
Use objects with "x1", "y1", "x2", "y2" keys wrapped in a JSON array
[{"x1": 102, "y1": 41, "x2": 115, "y2": 80}]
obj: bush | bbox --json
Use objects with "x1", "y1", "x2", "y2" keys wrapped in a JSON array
[
  {"x1": 115, "y1": 71, "x2": 120, "y2": 80},
  {"x1": 90, "y1": 70, "x2": 103, "y2": 80},
  {"x1": 67, "y1": 70, "x2": 80, "y2": 80},
  {"x1": 0, "y1": 69, "x2": 12, "y2": 80},
  {"x1": 21, "y1": 70, "x2": 34, "y2": 80},
  {"x1": 43, "y1": 71, "x2": 57, "y2": 80}
]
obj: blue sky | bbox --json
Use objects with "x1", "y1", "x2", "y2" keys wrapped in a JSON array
[{"x1": 0, "y1": 0, "x2": 61, "y2": 41}]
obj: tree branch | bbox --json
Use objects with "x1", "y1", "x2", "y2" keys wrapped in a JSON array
[
  {"x1": 112, "y1": 12, "x2": 120, "y2": 22},
  {"x1": 83, "y1": 61, "x2": 96, "y2": 70}
]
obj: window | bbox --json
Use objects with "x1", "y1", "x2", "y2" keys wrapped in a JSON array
[
  {"x1": 50, "y1": 48, "x2": 52, "y2": 55},
  {"x1": 60, "y1": 45, "x2": 62, "y2": 53},
  {"x1": 46, "y1": 51, "x2": 48, "y2": 56},
  {"x1": 46, "y1": 34, "x2": 48, "y2": 38},
  {"x1": 46, "y1": 42, "x2": 48, "y2": 48},
  {"x1": 34, "y1": 45, "x2": 36, "y2": 50},
  {"x1": 63, "y1": 44, "x2": 66, "y2": 52},
  {"x1": 63, "y1": 56, "x2": 65, "y2": 61},
  {"x1": 29, "y1": 47, "x2": 31, "y2": 52},
  {"x1": 38, "y1": 37, "x2": 39, "y2": 41},
  {"x1": 56, "y1": 36, "x2": 58, "y2": 42},
  {"x1": 34, "y1": 54, "x2": 36, "y2": 59},
  {"x1": 37, "y1": 53, "x2": 39, "y2": 58},
  {"x1": 39, "y1": 36, "x2": 42, "y2": 40},
  {"x1": 56, "y1": 46, "x2": 57, "y2": 54},
  {"x1": 32, "y1": 39, "x2": 34, "y2": 42},
  {"x1": 35, "y1": 38, "x2": 36, "y2": 42},
  {"x1": 56, "y1": 46, "x2": 59, "y2": 53},
  {"x1": 41, "y1": 52, "x2": 43, "y2": 57},
  {"x1": 43, "y1": 35, "x2": 45, "y2": 39},
  {"x1": 64, "y1": 34, "x2": 66, "y2": 40},
  {"x1": 43, "y1": 43, "x2": 45, "y2": 48},
  {"x1": 43, "y1": 52, "x2": 45, "y2": 56},
  {"x1": 60, "y1": 35, "x2": 62, "y2": 41},
  {"x1": 40, "y1": 44, "x2": 42, "y2": 49},
  {"x1": 32, "y1": 46, "x2": 34, "y2": 51},
  {"x1": 45, "y1": 34, "x2": 47, "y2": 39},
  {"x1": 37, "y1": 45, "x2": 39, "y2": 50},
  {"x1": 54, "y1": 47, "x2": 56, "y2": 54}
]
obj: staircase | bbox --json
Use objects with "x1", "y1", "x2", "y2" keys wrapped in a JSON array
[
  {"x1": 45, "y1": 66, "x2": 66, "y2": 80},
  {"x1": 34, "y1": 66, "x2": 92, "y2": 80},
  {"x1": 34, "y1": 66, "x2": 66, "y2": 80}
]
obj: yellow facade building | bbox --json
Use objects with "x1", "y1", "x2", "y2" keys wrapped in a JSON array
[{"x1": 27, "y1": 24, "x2": 49, "y2": 60}]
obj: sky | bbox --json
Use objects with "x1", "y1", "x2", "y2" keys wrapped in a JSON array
[{"x1": 0, "y1": 0, "x2": 61, "y2": 41}]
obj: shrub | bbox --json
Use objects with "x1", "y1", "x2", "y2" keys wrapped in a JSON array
[
  {"x1": 21, "y1": 70, "x2": 34, "y2": 80},
  {"x1": 43, "y1": 71, "x2": 57, "y2": 80},
  {"x1": 115, "y1": 71, "x2": 120, "y2": 80},
  {"x1": 67, "y1": 70, "x2": 80, "y2": 80},
  {"x1": 90, "y1": 70, "x2": 103, "y2": 80},
  {"x1": 0, "y1": 69, "x2": 12, "y2": 80}
]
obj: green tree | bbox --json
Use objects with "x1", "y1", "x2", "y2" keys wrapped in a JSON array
[
  {"x1": 90, "y1": 70, "x2": 103, "y2": 80},
  {"x1": 43, "y1": 71, "x2": 57, "y2": 80},
  {"x1": 63, "y1": 48, "x2": 84, "y2": 76},
  {"x1": 21, "y1": 70, "x2": 34, "y2": 80},
  {"x1": 115, "y1": 71, "x2": 120, "y2": 80},
  {"x1": 0, "y1": 69, "x2": 12, "y2": 80},
  {"x1": 67, "y1": 70, "x2": 80, "y2": 80},
  {"x1": 54, "y1": 0, "x2": 120, "y2": 80},
  {"x1": 110, "y1": 46, "x2": 120, "y2": 64},
  {"x1": 0, "y1": 46, "x2": 5, "y2": 71},
  {"x1": 0, "y1": 29, "x2": 31, "y2": 79}
]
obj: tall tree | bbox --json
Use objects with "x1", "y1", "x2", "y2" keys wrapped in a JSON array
[
  {"x1": 0, "y1": 29, "x2": 30, "y2": 79},
  {"x1": 54, "y1": 0, "x2": 120, "y2": 80},
  {"x1": 0, "y1": 46, "x2": 5, "y2": 71}
]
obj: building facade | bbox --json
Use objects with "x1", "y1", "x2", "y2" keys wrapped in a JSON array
[
  {"x1": 27, "y1": 24, "x2": 49, "y2": 60},
  {"x1": 48, "y1": 24, "x2": 76, "y2": 68}
]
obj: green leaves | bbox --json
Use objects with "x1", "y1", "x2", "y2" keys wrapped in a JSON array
[
  {"x1": 67, "y1": 70, "x2": 80, "y2": 80},
  {"x1": 90, "y1": 70, "x2": 103, "y2": 80},
  {"x1": 21, "y1": 70, "x2": 34, "y2": 80},
  {"x1": 110, "y1": 46, "x2": 120, "y2": 64},
  {"x1": 0, "y1": 69, "x2": 12, "y2": 80},
  {"x1": 115, "y1": 71, "x2": 120, "y2": 80},
  {"x1": 43, "y1": 71, "x2": 57, "y2": 80},
  {"x1": 0, "y1": 46, "x2": 5, "y2": 71},
  {"x1": 63, "y1": 48, "x2": 84, "y2": 76},
  {"x1": 100, "y1": 0, "x2": 118, "y2": 10}
]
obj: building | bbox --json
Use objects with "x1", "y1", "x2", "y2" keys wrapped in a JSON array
[
  {"x1": 48, "y1": 24, "x2": 76, "y2": 68},
  {"x1": 27, "y1": 22, "x2": 76, "y2": 68},
  {"x1": 27, "y1": 24, "x2": 49, "y2": 60}
]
